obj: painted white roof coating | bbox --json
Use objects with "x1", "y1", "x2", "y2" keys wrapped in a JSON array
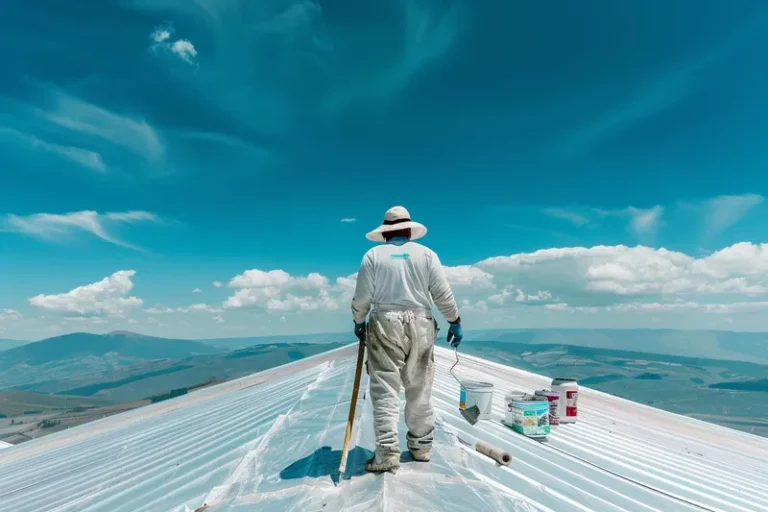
[{"x1": 0, "y1": 344, "x2": 766, "y2": 512}]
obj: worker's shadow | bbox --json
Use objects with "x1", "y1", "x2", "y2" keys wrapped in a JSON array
[{"x1": 281, "y1": 445, "x2": 404, "y2": 485}]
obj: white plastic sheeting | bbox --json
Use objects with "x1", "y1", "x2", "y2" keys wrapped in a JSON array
[
  {"x1": 0, "y1": 440, "x2": 11, "y2": 450},
  {"x1": 0, "y1": 344, "x2": 766, "y2": 512}
]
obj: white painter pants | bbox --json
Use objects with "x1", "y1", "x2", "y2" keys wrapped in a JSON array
[{"x1": 365, "y1": 310, "x2": 438, "y2": 457}]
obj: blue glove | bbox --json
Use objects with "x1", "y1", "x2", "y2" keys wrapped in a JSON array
[
  {"x1": 447, "y1": 321, "x2": 463, "y2": 348},
  {"x1": 354, "y1": 322, "x2": 366, "y2": 342}
]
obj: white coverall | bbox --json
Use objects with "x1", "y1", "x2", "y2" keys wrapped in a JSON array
[{"x1": 351, "y1": 240, "x2": 459, "y2": 460}]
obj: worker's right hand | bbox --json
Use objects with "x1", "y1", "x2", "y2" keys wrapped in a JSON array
[
  {"x1": 447, "y1": 321, "x2": 463, "y2": 348},
  {"x1": 354, "y1": 322, "x2": 366, "y2": 342}
]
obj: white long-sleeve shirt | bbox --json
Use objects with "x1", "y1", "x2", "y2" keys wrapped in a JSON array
[{"x1": 351, "y1": 240, "x2": 460, "y2": 324}]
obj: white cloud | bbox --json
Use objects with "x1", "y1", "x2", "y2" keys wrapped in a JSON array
[
  {"x1": 182, "y1": 303, "x2": 222, "y2": 313},
  {"x1": 171, "y1": 40, "x2": 198, "y2": 64},
  {"x1": 541, "y1": 203, "x2": 663, "y2": 240},
  {"x1": 265, "y1": 289, "x2": 339, "y2": 313},
  {"x1": 1, "y1": 210, "x2": 160, "y2": 250},
  {"x1": 0, "y1": 309, "x2": 22, "y2": 322},
  {"x1": 478, "y1": 243, "x2": 768, "y2": 300},
  {"x1": 223, "y1": 287, "x2": 282, "y2": 309},
  {"x1": 151, "y1": 27, "x2": 172, "y2": 43},
  {"x1": 540, "y1": 194, "x2": 761, "y2": 245},
  {"x1": 701, "y1": 194, "x2": 764, "y2": 240},
  {"x1": 144, "y1": 303, "x2": 222, "y2": 314},
  {"x1": 488, "y1": 288, "x2": 552, "y2": 305},
  {"x1": 228, "y1": 269, "x2": 293, "y2": 289},
  {"x1": 341, "y1": 218, "x2": 357, "y2": 223},
  {"x1": 228, "y1": 269, "x2": 329, "y2": 290},
  {"x1": 545, "y1": 303, "x2": 601, "y2": 313},
  {"x1": 105, "y1": 211, "x2": 160, "y2": 223},
  {"x1": 0, "y1": 126, "x2": 106, "y2": 172},
  {"x1": 443, "y1": 266, "x2": 495, "y2": 289},
  {"x1": 212, "y1": 281, "x2": 223, "y2": 288},
  {"x1": 206, "y1": 241, "x2": 768, "y2": 326},
  {"x1": 44, "y1": 89, "x2": 164, "y2": 164},
  {"x1": 193, "y1": 288, "x2": 202, "y2": 293},
  {"x1": 488, "y1": 289, "x2": 513, "y2": 305},
  {"x1": 144, "y1": 307, "x2": 175, "y2": 314},
  {"x1": 29, "y1": 270, "x2": 143, "y2": 317},
  {"x1": 526, "y1": 290, "x2": 553, "y2": 302},
  {"x1": 542, "y1": 207, "x2": 589, "y2": 226},
  {"x1": 543, "y1": 300, "x2": 768, "y2": 315},
  {"x1": 334, "y1": 274, "x2": 357, "y2": 303},
  {"x1": 626, "y1": 205, "x2": 664, "y2": 238},
  {"x1": 147, "y1": 317, "x2": 168, "y2": 327},
  {"x1": 62, "y1": 316, "x2": 108, "y2": 324},
  {"x1": 224, "y1": 268, "x2": 339, "y2": 313},
  {"x1": 149, "y1": 24, "x2": 198, "y2": 65}
]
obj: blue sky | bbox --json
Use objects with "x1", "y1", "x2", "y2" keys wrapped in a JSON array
[{"x1": 3, "y1": 0, "x2": 768, "y2": 340}]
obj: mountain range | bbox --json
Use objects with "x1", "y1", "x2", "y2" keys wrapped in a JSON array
[
  {"x1": 0, "y1": 339, "x2": 32, "y2": 352},
  {"x1": 0, "y1": 329, "x2": 766, "y2": 443},
  {"x1": 464, "y1": 328, "x2": 768, "y2": 364}
]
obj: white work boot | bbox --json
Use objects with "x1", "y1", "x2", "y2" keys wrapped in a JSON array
[
  {"x1": 409, "y1": 448, "x2": 431, "y2": 462},
  {"x1": 365, "y1": 450, "x2": 400, "y2": 473}
]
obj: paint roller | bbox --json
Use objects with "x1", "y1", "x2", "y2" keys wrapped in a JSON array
[{"x1": 457, "y1": 433, "x2": 513, "y2": 466}]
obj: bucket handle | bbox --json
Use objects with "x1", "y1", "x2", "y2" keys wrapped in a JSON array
[{"x1": 450, "y1": 347, "x2": 465, "y2": 390}]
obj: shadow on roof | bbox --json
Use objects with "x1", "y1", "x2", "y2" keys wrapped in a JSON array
[{"x1": 280, "y1": 445, "x2": 376, "y2": 485}]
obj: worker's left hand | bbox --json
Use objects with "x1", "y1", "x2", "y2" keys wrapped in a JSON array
[
  {"x1": 447, "y1": 322, "x2": 463, "y2": 348},
  {"x1": 354, "y1": 322, "x2": 366, "y2": 342}
]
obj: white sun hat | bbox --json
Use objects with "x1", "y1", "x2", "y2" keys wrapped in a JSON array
[{"x1": 366, "y1": 206, "x2": 428, "y2": 242}]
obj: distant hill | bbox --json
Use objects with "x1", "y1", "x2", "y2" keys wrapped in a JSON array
[
  {"x1": 464, "y1": 328, "x2": 768, "y2": 365},
  {"x1": 191, "y1": 328, "x2": 768, "y2": 364},
  {"x1": 0, "y1": 390, "x2": 113, "y2": 417},
  {"x1": 0, "y1": 339, "x2": 32, "y2": 352},
  {"x1": 0, "y1": 331, "x2": 223, "y2": 369},
  {"x1": 196, "y1": 332, "x2": 351, "y2": 350},
  {"x1": 0, "y1": 331, "x2": 226, "y2": 391},
  {"x1": 709, "y1": 379, "x2": 768, "y2": 392},
  {"x1": 15, "y1": 342, "x2": 346, "y2": 403}
]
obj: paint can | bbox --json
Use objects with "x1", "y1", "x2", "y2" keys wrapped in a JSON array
[
  {"x1": 534, "y1": 389, "x2": 561, "y2": 425},
  {"x1": 504, "y1": 393, "x2": 550, "y2": 438},
  {"x1": 460, "y1": 380, "x2": 494, "y2": 420},
  {"x1": 551, "y1": 378, "x2": 578, "y2": 423}
]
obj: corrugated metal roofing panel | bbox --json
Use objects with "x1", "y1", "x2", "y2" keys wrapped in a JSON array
[{"x1": 0, "y1": 344, "x2": 765, "y2": 512}]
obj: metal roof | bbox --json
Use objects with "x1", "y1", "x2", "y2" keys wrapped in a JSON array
[{"x1": 0, "y1": 344, "x2": 766, "y2": 511}]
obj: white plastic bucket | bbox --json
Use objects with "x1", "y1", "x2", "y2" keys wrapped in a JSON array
[{"x1": 459, "y1": 380, "x2": 494, "y2": 420}]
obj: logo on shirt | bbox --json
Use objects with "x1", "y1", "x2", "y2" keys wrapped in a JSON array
[{"x1": 391, "y1": 253, "x2": 410, "y2": 260}]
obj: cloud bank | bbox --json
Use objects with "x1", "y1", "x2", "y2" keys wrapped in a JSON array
[
  {"x1": 29, "y1": 270, "x2": 143, "y2": 317},
  {"x1": 2, "y1": 210, "x2": 161, "y2": 250}
]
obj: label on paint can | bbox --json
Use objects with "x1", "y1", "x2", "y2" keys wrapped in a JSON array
[
  {"x1": 459, "y1": 388, "x2": 466, "y2": 410},
  {"x1": 566, "y1": 390, "x2": 578, "y2": 416},
  {"x1": 504, "y1": 398, "x2": 550, "y2": 438},
  {"x1": 535, "y1": 390, "x2": 560, "y2": 425}
]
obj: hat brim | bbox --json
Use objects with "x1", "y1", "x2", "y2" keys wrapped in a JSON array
[{"x1": 366, "y1": 221, "x2": 427, "y2": 242}]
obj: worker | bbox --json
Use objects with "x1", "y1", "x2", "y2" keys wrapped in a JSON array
[{"x1": 351, "y1": 205, "x2": 463, "y2": 473}]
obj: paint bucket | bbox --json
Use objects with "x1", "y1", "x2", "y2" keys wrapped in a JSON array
[
  {"x1": 551, "y1": 378, "x2": 578, "y2": 424},
  {"x1": 504, "y1": 393, "x2": 550, "y2": 438},
  {"x1": 459, "y1": 380, "x2": 494, "y2": 420},
  {"x1": 534, "y1": 389, "x2": 561, "y2": 426}
]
